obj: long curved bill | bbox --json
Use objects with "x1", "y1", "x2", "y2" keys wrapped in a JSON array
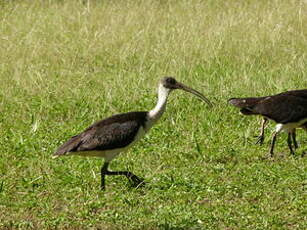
[{"x1": 176, "y1": 82, "x2": 213, "y2": 107}]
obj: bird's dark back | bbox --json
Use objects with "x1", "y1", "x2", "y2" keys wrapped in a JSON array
[
  {"x1": 54, "y1": 111, "x2": 148, "y2": 156},
  {"x1": 228, "y1": 89, "x2": 307, "y2": 118},
  {"x1": 228, "y1": 89, "x2": 307, "y2": 109},
  {"x1": 278, "y1": 89, "x2": 307, "y2": 99},
  {"x1": 253, "y1": 95, "x2": 307, "y2": 123},
  {"x1": 86, "y1": 111, "x2": 148, "y2": 131}
]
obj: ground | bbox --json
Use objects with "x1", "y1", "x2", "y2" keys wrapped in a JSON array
[{"x1": 0, "y1": 0, "x2": 306, "y2": 229}]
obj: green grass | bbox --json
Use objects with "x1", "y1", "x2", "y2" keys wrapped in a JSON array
[{"x1": 0, "y1": 0, "x2": 306, "y2": 229}]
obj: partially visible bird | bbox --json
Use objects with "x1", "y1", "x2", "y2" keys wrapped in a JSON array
[
  {"x1": 53, "y1": 77, "x2": 212, "y2": 189},
  {"x1": 228, "y1": 89, "x2": 307, "y2": 156}
]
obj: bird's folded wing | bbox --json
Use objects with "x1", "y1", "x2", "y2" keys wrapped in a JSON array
[
  {"x1": 54, "y1": 121, "x2": 141, "y2": 156},
  {"x1": 280, "y1": 89, "x2": 307, "y2": 99},
  {"x1": 254, "y1": 95, "x2": 307, "y2": 124},
  {"x1": 54, "y1": 134, "x2": 83, "y2": 156},
  {"x1": 77, "y1": 121, "x2": 141, "y2": 151}
]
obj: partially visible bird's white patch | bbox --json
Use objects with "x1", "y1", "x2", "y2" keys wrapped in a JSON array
[
  {"x1": 148, "y1": 83, "x2": 170, "y2": 124},
  {"x1": 242, "y1": 99, "x2": 246, "y2": 103},
  {"x1": 275, "y1": 123, "x2": 284, "y2": 133},
  {"x1": 275, "y1": 117, "x2": 307, "y2": 133}
]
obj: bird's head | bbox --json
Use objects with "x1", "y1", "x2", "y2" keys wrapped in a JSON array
[
  {"x1": 161, "y1": 77, "x2": 179, "y2": 89},
  {"x1": 159, "y1": 76, "x2": 212, "y2": 107}
]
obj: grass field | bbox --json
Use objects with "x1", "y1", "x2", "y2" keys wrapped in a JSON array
[{"x1": 0, "y1": 0, "x2": 306, "y2": 229}]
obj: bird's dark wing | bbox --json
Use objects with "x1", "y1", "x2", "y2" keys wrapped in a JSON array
[
  {"x1": 54, "y1": 111, "x2": 147, "y2": 156},
  {"x1": 54, "y1": 134, "x2": 83, "y2": 156},
  {"x1": 280, "y1": 89, "x2": 307, "y2": 99},
  {"x1": 77, "y1": 120, "x2": 141, "y2": 151},
  {"x1": 253, "y1": 95, "x2": 307, "y2": 124},
  {"x1": 228, "y1": 90, "x2": 307, "y2": 109}
]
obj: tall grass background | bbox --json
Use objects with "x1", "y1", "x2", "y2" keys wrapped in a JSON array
[{"x1": 0, "y1": 0, "x2": 306, "y2": 229}]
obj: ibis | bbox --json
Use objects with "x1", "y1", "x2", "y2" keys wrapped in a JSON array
[
  {"x1": 53, "y1": 77, "x2": 212, "y2": 189},
  {"x1": 228, "y1": 89, "x2": 307, "y2": 156}
]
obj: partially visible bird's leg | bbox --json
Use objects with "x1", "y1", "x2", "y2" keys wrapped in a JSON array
[
  {"x1": 291, "y1": 130, "x2": 298, "y2": 149},
  {"x1": 256, "y1": 118, "x2": 268, "y2": 145},
  {"x1": 122, "y1": 172, "x2": 145, "y2": 187},
  {"x1": 269, "y1": 131, "x2": 278, "y2": 157},
  {"x1": 101, "y1": 162, "x2": 144, "y2": 190},
  {"x1": 101, "y1": 162, "x2": 109, "y2": 190},
  {"x1": 287, "y1": 132, "x2": 295, "y2": 155}
]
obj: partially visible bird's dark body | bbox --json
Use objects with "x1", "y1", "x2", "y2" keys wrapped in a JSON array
[
  {"x1": 55, "y1": 112, "x2": 148, "y2": 159},
  {"x1": 229, "y1": 89, "x2": 307, "y2": 156},
  {"x1": 54, "y1": 77, "x2": 212, "y2": 190}
]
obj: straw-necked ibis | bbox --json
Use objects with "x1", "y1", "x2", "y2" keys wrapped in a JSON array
[
  {"x1": 53, "y1": 77, "x2": 212, "y2": 189},
  {"x1": 229, "y1": 89, "x2": 307, "y2": 156}
]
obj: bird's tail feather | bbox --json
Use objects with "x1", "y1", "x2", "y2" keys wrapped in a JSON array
[{"x1": 53, "y1": 134, "x2": 81, "y2": 158}]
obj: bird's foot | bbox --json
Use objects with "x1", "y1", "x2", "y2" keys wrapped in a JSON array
[
  {"x1": 128, "y1": 174, "x2": 146, "y2": 188},
  {"x1": 267, "y1": 150, "x2": 274, "y2": 159}
]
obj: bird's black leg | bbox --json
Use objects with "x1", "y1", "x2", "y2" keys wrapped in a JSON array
[
  {"x1": 107, "y1": 171, "x2": 145, "y2": 187},
  {"x1": 101, "y1": 162, "x2": 144, "y2": 189},
  {"x1": 291, "y1": 130, "x2": 298, "y2": 149},
  {"x1": 122, "y1": 171, "x2": 145, "y2": 187},
  {"x1": 269, "y1": 131, "x2": 277, "y2": 157},
  {"x1": 287, "y1": 133, "x2": 295, "y2": 155},
  {"x1": 256, "y1": 118, "x2": 268, "y2": 145},
  {"x1": 101, "y1": 162, "x2": 109, "y2": 190}
]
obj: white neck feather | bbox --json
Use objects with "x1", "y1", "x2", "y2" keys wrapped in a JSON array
[{"x1": 148, "y1": 84, "x2": 171, "y2": 124}]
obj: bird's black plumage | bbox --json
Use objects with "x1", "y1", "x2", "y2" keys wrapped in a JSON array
[
  {"x1": 55, "y1": 111, "x2": 148, "y2": 156},
  {"x1": 229, "y1": 89, "x2": 307, "y2": 156},
  {"x1": 279, "y1": 89, "x2": 307, "y2": 99},
  {"x1": 229, "y1": 90, "x2": 307, "y2": 123},
  {"x1": 250, "y1": 95, "x2": 307, "y2": 124},
  {"x1": 53, "y1": 76, "x2": 211, "y2": 190}
]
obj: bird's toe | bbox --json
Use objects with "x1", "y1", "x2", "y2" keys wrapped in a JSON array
[
  {"x1": 255, "y1": 135, "x2": 264, "y2": 145},
  {"x1": 129, "y1": 175, "x2": 145, "y2": 187}
]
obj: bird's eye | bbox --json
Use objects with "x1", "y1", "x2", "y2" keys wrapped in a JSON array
[{"x1": 166, "y1": 77, "x2": 176, "y2": 85}]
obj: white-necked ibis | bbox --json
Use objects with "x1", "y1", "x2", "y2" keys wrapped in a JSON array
[
  {"x1": 229, "y1": 89, "x2": 307, "y2": 156},
  {"x1": 53, "y1": 77, "x2": 212, "y2": 189}
]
